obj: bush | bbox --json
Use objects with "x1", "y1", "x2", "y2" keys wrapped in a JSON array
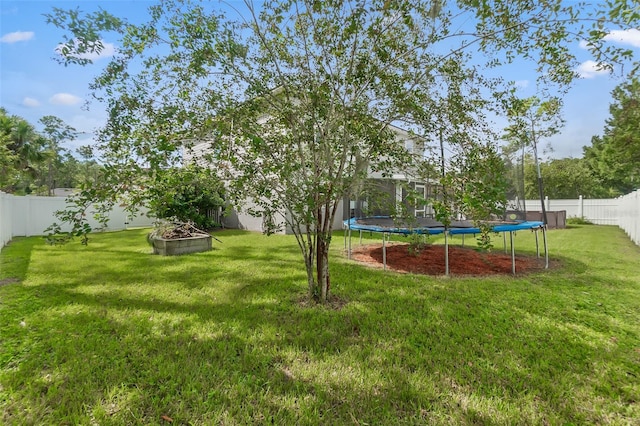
[
  {"x1": 566, "y1": 216, "x2": 593, "y2": 225},
  {"x1": 146, "y1": 165, "x2": 225, "y2": 230}
]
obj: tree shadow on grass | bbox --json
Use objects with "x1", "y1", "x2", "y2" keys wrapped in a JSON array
[
  {"x1": 5, "y1": 265, "x2": 629, "y2": 425},
  {"x1": 2, "y1": 229, "x2": 639, "y2": 424},
  {"x1": 0, "y1": 236, "x2": 42, "y2": 283}
]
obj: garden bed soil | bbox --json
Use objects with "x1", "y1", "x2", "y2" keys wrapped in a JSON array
[{"x1": 349, "y1": 243, "x2": 546, "y2": 276}]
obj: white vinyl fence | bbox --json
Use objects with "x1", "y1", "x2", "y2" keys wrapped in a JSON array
[
  {"x1": 516, "y1": 195, "x2": 618, "y2": 225},
  {"x1": 2, "y1": 190, "x2": 639, "y2": 250},
  {"x1": 616, "y1": 190, "x2": 640, "y2": 246},
  {"x1": 0, "y1": 192, "x2": 153, "y2": 250},
  {"x1": 515, "y1": 190, "x2": 640, "y2": 246}
]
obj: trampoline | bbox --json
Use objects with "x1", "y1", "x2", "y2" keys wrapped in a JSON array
[{"x1": 343, "y1": 216, "x2": 548, "y2": 274}]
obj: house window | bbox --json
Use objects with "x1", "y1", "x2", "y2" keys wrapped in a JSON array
[
  {"x1": 349, "y1": 199, "x2": 368, "y2": 218},
  {"x1": 414, "y1": 183, "x2": 434, "y2": 218}
]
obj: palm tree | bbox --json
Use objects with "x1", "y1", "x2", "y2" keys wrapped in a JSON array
[{"x1": 0, "y1": 109, "x2": 47, "y2": 193}]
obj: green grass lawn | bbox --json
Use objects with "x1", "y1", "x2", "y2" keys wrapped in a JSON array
[{"x1": 1, "y1": 225, "x2": 639, "y2": 425}]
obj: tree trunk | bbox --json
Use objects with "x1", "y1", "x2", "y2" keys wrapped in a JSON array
[
  {"x1": 305, "y1": 241, "x2": 315, "y2": 299},
  {"x1": 316, "y1": 235, "x2": 330, "y2": 302}
]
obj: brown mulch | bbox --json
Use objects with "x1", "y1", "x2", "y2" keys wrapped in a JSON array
[{"x1": 349, "y1": 243, "x2": 548, "y2": 276}]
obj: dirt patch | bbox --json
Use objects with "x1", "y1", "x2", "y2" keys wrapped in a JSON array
[
  {"x1": 296, "y1": 293, "x2": 349, "y2": 310},
  {"x1": 0, "y1": 277, "x2": 20, "y2": 287},
  {"x1": 349, "y1": 243, "x2": 547, "y2": 276}
]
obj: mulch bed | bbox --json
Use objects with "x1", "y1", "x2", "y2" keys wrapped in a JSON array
[{"x1": 349, "y1": 243, "x2": 547, "y2": 276}]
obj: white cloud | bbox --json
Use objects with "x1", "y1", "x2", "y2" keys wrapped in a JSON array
[
  {"x1": 514, "y1": 80, "x2": 529, "y2": 89},
  {"x1": 68, "y1": 114, "x2": 105, "y2": 134},
  {"x1": 603, "y1": 29, "x2": 640, "y2": 48},
  {"x1": 64, "y1": 135, "x2": 97, "y2": 154},
  {"x1": 22, "y1": 97, "x2": 40, "y2": 107},
  {"x1": 49, "y1": 93, "x2": 82, "y2": 106},
  {"x1": 578, "y1": 40, "x2": 592, "y2": 50},
  {"x1": 1, "y1": 31, "x2": 34, "y2": 43},
  {"x1": 579, "y1": 29, "x2": 640, "y2": 50},
  {"x1": 55, "y1": 39, "x2": 116, "y2": 61},
  {"x1": 575, "y1": 60, "x2": 610, "y2": 79},
  {"x1": 1, "y1": 7, "x2": 18, "y2": 16}
]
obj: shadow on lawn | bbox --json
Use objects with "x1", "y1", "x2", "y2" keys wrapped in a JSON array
[
  {"x1": 4, "y1": 267, "x2": 619, "y2": 424},
  {"x1": 2, "y1": 229, "x2": 638, "y2": 424},
  {"x1": 0, "y1": 236, "x2": 41, "y2": 283}
]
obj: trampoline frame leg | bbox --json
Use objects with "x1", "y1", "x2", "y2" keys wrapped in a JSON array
[
  {"x1": 445, "y1": 231, "x2": 449, "y2": 276},
  {"x1": 503, "y1": 232, "x2": 507, "y2": 254},
  {"x1": 382, "y1": 232, "x2": 387, "y2": 271},
  {"x1": 542, "y1": 225, "x2": 549, "y2": 269},
  {"x1": 344, "y1": 224, "x2": 347, "y2": 250},
  {"x1": 510, "y1": 231, "x2": 516, "y2": 275}
]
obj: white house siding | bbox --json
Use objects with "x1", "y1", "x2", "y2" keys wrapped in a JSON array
[
  {"x1": 223, "y1": 199, "x2": 274, "y2": 233},
  {"x1": 183, "y1": 122, "x2": 425, "y2": 235}
]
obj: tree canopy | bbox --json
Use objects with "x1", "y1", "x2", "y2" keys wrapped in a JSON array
[
  {"x1": 45, "y1": 0, "x2": 640, "y2": 302},
  {"x1": 0, "y1": 109, "x2": 98, "y2": 195},
  {"x1": 584, "y1": 77, "x2": 640, "y2": 195},
  {"x1": 146, "y1": 165, "x2": 226, "y2": 230}
]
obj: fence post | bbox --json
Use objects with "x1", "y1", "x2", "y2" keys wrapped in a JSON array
[
  {"x1": 0, "y1": 192, "x2": 5, "y2": 250},
  {"x1": 636, "y1": 190, "x2": 640, "y2": 245},
  {"x1": 579, "y1": 195, "x2": 584, "y2": 218},
  {"x1": 26, "y1": 196, "x2": 32, "y2": 236},
  {"x1": 545, "y1": 196, "x2": 550, "y2": 211}
]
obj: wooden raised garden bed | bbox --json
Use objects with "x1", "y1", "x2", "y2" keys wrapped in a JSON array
[
  {"x1": 149, "y1": 222, "x2": 214, "y2": 256},
  {"x1": 151, "y1": 234, "x2": 212, "y2": 256}
]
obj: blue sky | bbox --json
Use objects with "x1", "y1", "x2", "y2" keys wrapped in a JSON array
[{"x1": 1, "y1": 0, "x2": 639, "y2": 159}]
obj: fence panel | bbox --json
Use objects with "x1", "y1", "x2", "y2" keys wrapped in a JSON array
[
  {"x1": 517, "y1": 192, "x2": 639, "y2": 246},
  {"x1": 0, "y1": 192, "x2": 13, "y2": 249},
  {"x1": 617, "y1": 190, "x2": 640, "y2": 245},
  {"x1": 521, "y1": 197, "x2": 619, "y2": 225},
  {"x1": 3, "y1": 191, "x2": 640, "y2": 250},
  {"x1": 581, "y1": 198, "x2": 620, "y2": 225},
  {"x1": 11, "y1": 196, "x2": 68, "y2": 237},
  {"x1": 0, "y1": 192, "x2": 153, "y2": 250}
]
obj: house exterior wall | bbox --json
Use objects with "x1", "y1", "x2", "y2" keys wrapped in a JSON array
[
  {"x1": 224, "y1": 207, "x2": 266, "y2": 232},
  {"x1": 183, "y1": 123, "x2": 425, "y2": 235}
]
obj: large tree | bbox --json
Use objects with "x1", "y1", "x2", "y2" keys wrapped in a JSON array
[
  {"x1": 0, "y1": 111, "x2": 19, "y2": 191},
  {"x1": 0, "y1": 109, "x2": 47, "y2": 194},
  {"x1": 584, "y1": 77, "x2": 640, "y2": 195},
  {"x1": 502, "y1": 96, "x2": 564, "y2": 221},
  {"x1": 0, "y1": 109, "x2": 93, "y2": 195},
  {"x1": 46, "y1": 0, "x2": 640, "y2": 302},
  {"x1": 518, "y1": 156, "x2": 610, "y2": 199},
  {"x1": 37, "y1": 116, "x2": 78, "y2": 195}
]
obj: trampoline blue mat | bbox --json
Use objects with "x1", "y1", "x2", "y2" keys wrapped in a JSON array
[{"x1": 344, "y1": 216, "x2": 544, "y2": 235}]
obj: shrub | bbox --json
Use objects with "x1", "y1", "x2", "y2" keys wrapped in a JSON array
[
  {"x1": 567, "y1": 216, "x2": 593, "y2": 225},
  {"x1": 146, "y1": 165, "x2": 225, "y2": 230}
]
